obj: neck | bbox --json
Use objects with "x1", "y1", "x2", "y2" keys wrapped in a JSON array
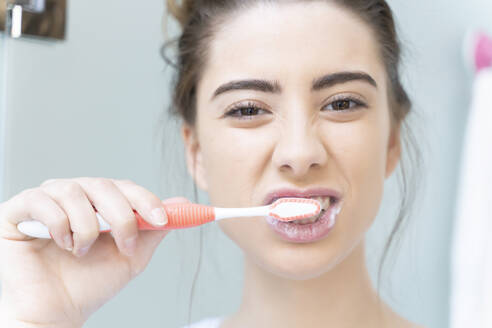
[{"x1": 230, "y1": 240, "x2": 386, "y2": 328}]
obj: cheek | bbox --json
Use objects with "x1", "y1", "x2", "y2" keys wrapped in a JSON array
[
  {"x1": 329, "y1": 115, "x2": 389, "y2": 235},
  {"x1": 199, "y1": 125, "x2": 274, "y2": 207},
  {"x1": 199, "y1": 125, "x2": 277, "y2": 252}
]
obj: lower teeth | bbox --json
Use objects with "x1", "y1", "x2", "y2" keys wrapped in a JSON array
[{"x1": 291, "y1": 209, "x2": 326, "y2": 225}]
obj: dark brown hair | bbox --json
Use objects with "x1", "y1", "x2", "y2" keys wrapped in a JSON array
[{"x1": 161, "y1": 0, "x2": 421, "y2": 325}]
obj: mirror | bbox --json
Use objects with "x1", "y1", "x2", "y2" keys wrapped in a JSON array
[{"x1": 0, "y1": 0, "x2": 66, "y2": 40}]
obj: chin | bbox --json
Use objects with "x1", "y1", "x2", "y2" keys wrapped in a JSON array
[
  {"x1": 242, "y1": 229, "x2": 354, "y2": 281},
  {"x1": 217, "y1": 209, "x2": 367, "y2": 281},
  {"x1": 251, "y1": 237, "x2": 349, "y2": 280}
]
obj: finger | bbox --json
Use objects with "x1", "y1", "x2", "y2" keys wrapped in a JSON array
[
  {"x1": 41, "y1": 181, "x2": 99, "y2": 257},
  {"x1": 73, "y1": 178, "x2": 138, "y2": 257},
  {"x1": 40, "y1": 178, "x2": 57, "y2": 187},
  {"x1": 136, "y1": 197, "x2": 192, "y2": 250},
  {"x1": 126, "y1": 197, "x2": 192, "y2": 276},
  {"x1": 0, "y1": 188, "x2": 73, "y2": 251},
  {"x1": 110, "y1": 179, "x2": 169, "y2": 227}
]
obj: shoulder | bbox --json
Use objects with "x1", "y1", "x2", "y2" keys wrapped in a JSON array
[{"x1": 181, "y1": 316, "x2": 226, "y2": 328}]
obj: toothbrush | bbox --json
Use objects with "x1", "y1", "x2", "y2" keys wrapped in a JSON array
[{"x1": 16, "y1": 197, "x2": 322, "y2": 239}]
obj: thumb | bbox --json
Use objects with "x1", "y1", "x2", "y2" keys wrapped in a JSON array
[{"x1": 131, "y1": 197, "x2": 192, "y2": 263}]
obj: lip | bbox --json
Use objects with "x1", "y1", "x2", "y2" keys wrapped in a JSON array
[
  {"x1": 262, "y1": 187, "x2": 343, "y2": 206},
  {"x1": 262, "y1": 187, "x2": 343, "y2": 243}
]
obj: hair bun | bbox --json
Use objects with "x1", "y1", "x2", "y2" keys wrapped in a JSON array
[{"x1": 166, "y1": 0, "x2": 195, "y2": 28}]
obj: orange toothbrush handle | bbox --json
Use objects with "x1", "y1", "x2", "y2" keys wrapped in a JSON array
[{"x1": 133, "y1": 203, "x2": 216, "y2": 230}]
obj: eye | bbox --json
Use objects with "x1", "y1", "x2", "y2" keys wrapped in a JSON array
[
  {"x1": 224, "y1": 102, "x2": 270, "y2": 120},
  {"x1": 322, "y1": 95, "x2": 367, "y2": 112}
]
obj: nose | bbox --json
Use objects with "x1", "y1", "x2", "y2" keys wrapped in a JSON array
[{"x1": 271, "y1": 112, "x2": 328, "y2": 178}]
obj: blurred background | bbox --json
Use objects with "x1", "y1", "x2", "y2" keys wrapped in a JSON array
[{"x1": 1, "y1": 1, "x2": 491, "y2": 327}]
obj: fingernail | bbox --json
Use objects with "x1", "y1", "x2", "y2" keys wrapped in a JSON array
[
  {"x1": 76, "y1": 246, "x2": 90, "y2": 257},
  {"x1": 151, "y1": 207, "x2": 168, "y2": 226},
  {"x1": 124, "y1": 236, "x2": 137, "y2": 256},
  {"x1": 64, "y1": 234, "x2": 73, "y2": 251}
]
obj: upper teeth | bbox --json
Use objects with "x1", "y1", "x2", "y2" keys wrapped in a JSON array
[{"x1": 310, "y1": 196, "x2": 332, "y2": 210}]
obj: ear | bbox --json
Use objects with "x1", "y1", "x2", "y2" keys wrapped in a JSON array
[
  {"x1": 385, "y1": 122, "x2": 402, "y2": 179},
  {"x1": 181, "y1": 123, "x2": 208, "y2": 191}
]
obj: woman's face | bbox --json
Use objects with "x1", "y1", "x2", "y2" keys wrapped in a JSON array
[{"x1": 182, "y1": 1, "x2": 400, "y2": 280}]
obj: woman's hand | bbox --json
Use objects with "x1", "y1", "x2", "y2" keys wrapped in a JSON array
[{"x1": 0, "y1": 177, "x2": 190, "y2": 327}]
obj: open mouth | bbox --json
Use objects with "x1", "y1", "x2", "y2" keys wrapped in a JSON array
[
  {"x1": 270, "y1": 196, "x2": 339, "y2": 224},
  {"x1": 265, "y1": 194, "x2": 343, "y2": 243}
]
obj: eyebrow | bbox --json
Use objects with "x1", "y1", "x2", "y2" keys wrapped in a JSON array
[{"x1": 210, "y1": 71, "x2": 378, "y2": 101}]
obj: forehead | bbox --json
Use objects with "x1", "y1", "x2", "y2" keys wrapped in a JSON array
[{"x1": 199, "y1": 1, "x2": 385, "y2": 93}]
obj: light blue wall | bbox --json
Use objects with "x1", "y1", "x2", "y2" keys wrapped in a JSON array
[{"x1": 1, "y1": 1, "x2": 491, "y2": 327}]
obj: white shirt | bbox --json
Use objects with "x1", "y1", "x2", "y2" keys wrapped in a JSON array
[{"x1": 182, "y1": 316, "x2": 225, "y2": 328}]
